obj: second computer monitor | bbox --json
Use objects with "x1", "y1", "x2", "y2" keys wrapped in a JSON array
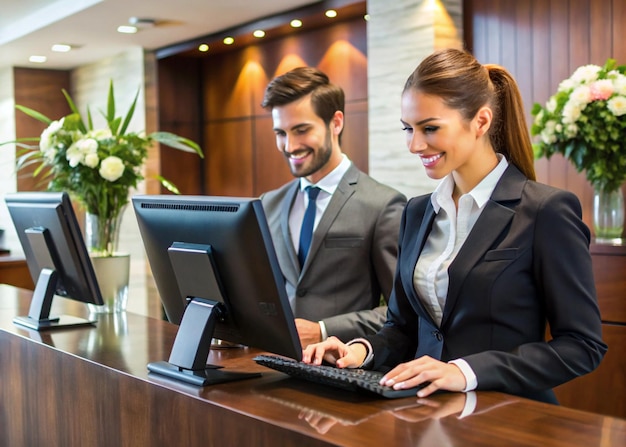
[{"x1": 132, "y1": 195, "x2": 301, "y2": 385}]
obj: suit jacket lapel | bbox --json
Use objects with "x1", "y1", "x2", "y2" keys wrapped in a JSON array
[
  {"x1": 441, "y1": 165, "x2": 525, "y2": 328},
  {"x1": 300, "y1": 165, "x2": 358, "y2": 274},
  {"x1": 400, "y1": 197, "x2": 438, "y2": 325}
]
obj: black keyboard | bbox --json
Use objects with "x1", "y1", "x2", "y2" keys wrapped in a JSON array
[{"x1": 253, "y1": 354, "x2": 424, "y2": 399}]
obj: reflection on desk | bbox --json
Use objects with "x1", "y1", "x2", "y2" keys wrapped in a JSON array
[{"x1": 1, "y1": 284, "x2": 625, "y2": 447}]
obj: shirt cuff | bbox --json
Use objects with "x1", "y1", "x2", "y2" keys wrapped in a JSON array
[
  {"x1": 318, "y1": 320, "x2": 328, "y2": 341},
  {"x1": 346, "y1": 338, "x2": 374, "y2": 368},
  {"x1": 448, "y1": 358, "x2": 477, "y2": 392}
]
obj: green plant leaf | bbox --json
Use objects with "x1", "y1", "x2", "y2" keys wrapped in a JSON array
[
  {"x1": 15, "y1": 105, "x2": 52, "y2": 125},
  {"x1": 150, "y1": 131, "x2": 204, "y2": 157},
  {"x1": 62, "y1": 89, "x2": 87, "y2": 133},
  {"x1": 157, "y1": 175, "x2": 181, "y2": 194},
  {"x1": 119, "y1": 88, "x2": 140, "y2": 136},
  {"x1": 106, "y1": 79, "x2": 116, "y2": 127}
]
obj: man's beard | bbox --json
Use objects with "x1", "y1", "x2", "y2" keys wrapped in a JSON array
[{"x1": 288, "y1": 130, "x2": 333, "y2": 178}]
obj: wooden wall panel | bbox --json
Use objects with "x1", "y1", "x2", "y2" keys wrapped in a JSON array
[
  {"x1": 205, "y1": 121, "x2": 254, "y2": 197},
  {"x1": 157, "y1": 57, "x2": 204, "y2": 195},
  {"x1": 466, "y1": 0, "x2": 626, "y2": 238},
  {"x1": 13, "y1": 68, "x2": 71, "y2": 192},
  {"x1": 195, "y1": 16, "x2": 367, "y2": 197}
]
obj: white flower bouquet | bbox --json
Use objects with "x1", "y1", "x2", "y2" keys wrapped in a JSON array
[
  {"x1": 3, "y1": 80, "x2": 203, "y2": 255},
  {"x1": 531, "y1": 58, "x2": 626, "y2": 193}
]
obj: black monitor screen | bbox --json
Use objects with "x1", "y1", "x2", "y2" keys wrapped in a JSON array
[
  {"x1": 5, "y1": 191, "x2": 102, "y2": 330},
  {"x1": 132, "y1": 194, "x2": 302, "y2": 386}
]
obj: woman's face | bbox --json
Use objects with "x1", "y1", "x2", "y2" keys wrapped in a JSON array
[{"x1": 400, "y1": 89, "x2": 493, "y2": 188}]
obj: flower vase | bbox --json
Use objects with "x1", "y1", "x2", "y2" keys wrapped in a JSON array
[
  {"x1": 85, "y1": 209, "x2": 130, "y2": 313},
  {"x1": 593, "y1": 186, "x2": 624, "y2": 243}
]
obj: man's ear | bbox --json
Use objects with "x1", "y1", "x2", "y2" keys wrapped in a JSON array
[{"x1": 331, "y1": 110, "x2": 344, "y2": 136}]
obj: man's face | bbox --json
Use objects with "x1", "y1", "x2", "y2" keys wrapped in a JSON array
[{"x1": 271, "y1": 94, "x2": 335, "y2": 181}]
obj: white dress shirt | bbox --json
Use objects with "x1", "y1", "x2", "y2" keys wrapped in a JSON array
[{"x1": 413, "y1": 154, "x2": 508, "y2": 391}]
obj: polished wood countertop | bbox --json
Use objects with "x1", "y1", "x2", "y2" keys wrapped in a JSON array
[{"x1": 1, "y1": 284, "x2": 624, "y2": 446}]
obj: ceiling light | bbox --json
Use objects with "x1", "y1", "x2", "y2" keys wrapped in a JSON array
[
  {"x1": 325, "y1": 10, "x2": 337, "y2": 18},
  {"x1": 198, "y1": 44, "x2": 209, "y2": 52},
  {"x1": 117, "y1": 25, "x2": 138, "y2": 34},
  {"x1": 52, "y1": 44, "x2": 72, "y2": 52},
  {"x1": 253, "y1": 30, "x2": 265, "y2": 38},
  {"x1": 29, "y1": 55, "x2": 47, "y2": 63},
  {"x1": 290, "y1": 19, "x2": 302, "y2": 28},
  {"x1": 364, "y1": 14, "x2": 370, "y2": 21},
  {"x1": 129, "y1": 17, "x2": 156, "y2": 29},
  {"x1": 223, "y1": 36, "x2": 234, "y2": 45}
]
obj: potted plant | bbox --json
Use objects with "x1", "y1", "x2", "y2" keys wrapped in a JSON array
[
  {"x1": 2, "y1": 80, "x2": 203, "y2": 311},
  {"x1": 531, "y1": 58, "x2": 626, "y2": 240}
]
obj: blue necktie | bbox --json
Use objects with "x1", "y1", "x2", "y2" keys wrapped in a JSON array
[{"x1": 298, "y1": 186, "x2": 321, "y2": 267}]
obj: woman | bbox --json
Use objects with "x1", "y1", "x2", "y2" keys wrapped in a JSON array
[{"x1": 302, "y1": 48, "x2": 607, "y2": 403}]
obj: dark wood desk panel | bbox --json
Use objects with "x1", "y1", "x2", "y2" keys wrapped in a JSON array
[
  {"x1": 553, "y1": 241, "x2": 626, "y2": 418},
  {"x1": 0, "y1": 255, "x2": 34, "y2": 290},
  {"x1": 1, "y1": 285, "x2": 625, "y2": 447}
]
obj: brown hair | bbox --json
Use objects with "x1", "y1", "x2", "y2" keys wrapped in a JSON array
[
  {"x1": 403, "y1": 49, "x2": 536, "y2": 180},
  {"x1": 261, "y1": 67, "x2": 345, "y2": 137}
]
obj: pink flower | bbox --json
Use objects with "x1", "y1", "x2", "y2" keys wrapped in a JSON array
[{"x1": 589, "y1": 80, "x2": 614, "y2": 100}]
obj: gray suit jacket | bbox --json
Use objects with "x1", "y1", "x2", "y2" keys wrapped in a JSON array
[
  {"x1": 261, "y1": 164, "x2": 407, "y2": 341},
  {"x1": 366, "y1": 165, "x2": 607, "y2": 403}
]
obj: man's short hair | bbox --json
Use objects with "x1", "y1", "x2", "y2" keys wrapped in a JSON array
[{"x1": 261, "y1": 67, "x2": 345, "y2": 126}]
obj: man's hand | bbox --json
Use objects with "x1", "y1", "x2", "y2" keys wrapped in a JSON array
[
  {"x1": 295, "y1": 318, "x2": 322, "y2": 348},
  {"x1": 302, "y1": 336, "x2": 365, "y2": 368}
]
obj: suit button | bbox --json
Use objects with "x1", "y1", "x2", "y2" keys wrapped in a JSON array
[
  {"x1": 432, "y1": 331, "x2": 443, "y2": 341},
  {"x1": 296, "y1": 288, "x2": 307, "y2": 297}
]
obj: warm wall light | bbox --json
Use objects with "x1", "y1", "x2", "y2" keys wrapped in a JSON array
[
  {"x1": 290, "y1": 19, "x2": 302, "y2": 28},
  {"x1": 198, "y1": 44, "x2": 209, "y2": 52},
  {"x1": 29, "y1": 55, "x2": 47, "y2": 63},
  {"x1": 253, "y1": 29, "x2": 265, "y2": 38},
  {"x1": 223, "y1": 36, "x2": 235, "y2": 45},
  {"x1": 364, "y1": 14, "x2": 370, "y2": 21},
  {"x1": 325, "y1": 10, "x2": 337, "y2": 18},
  {"x1": 51, "y1": 44, "x2": 72, "y2": 52},
  {"x1": 117, "y1": 25, "x2": 138, "y2": 34}
]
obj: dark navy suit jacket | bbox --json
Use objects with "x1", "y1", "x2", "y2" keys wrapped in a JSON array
[{"x1": 366, "y1": 165, "x2": 607, "y2": 403}]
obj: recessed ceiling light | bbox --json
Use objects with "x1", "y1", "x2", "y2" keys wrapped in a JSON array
[
  {"x1": 52, "y1": 44, "x2": 72, "y2": 52},
  {"x1": 223, "y1": 36, "x2": 234, "y2": 45},
  {"x1": 325, "y1": 10, "x2": 337, "y2": 18},
  {"x1": 253, "y1": 30, "x2": 265, "y2": 38},
  {"x1": 290, "y1": 19, "x2": 302, "y2": 28},
  {"x1": 117, "y1": 25, "x2": 138, "y2": 34},
  {"x1": 29, "y1": 55, "x2": 47, "y2": 63},
  {"x1": 198, "y1": 44, "x2": 209, "y2": 52}
]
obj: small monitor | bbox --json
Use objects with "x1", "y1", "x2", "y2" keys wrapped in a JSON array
[
  {"x1": 132, "y1": 195, "x2": 302, "y2": 386},
  {"x1": 5, "y1": 192, "x2": 102, "y2": 330}
]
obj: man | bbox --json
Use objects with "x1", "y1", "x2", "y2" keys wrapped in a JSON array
[{"x1": 260, "y1": 67, "x2": 406, "y2": 347}]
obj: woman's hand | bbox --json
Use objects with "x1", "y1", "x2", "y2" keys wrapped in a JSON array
[
  {"x1": 380, "y1": 355, "x2": 467, "y2": 397},
  {"x1": 301, "y1": 336, "x2": 366, "y2": 368}
]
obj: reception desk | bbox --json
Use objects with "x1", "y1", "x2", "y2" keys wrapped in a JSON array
[{"x1": 1, "y1": 284, "x2": 624, "y2": 446}]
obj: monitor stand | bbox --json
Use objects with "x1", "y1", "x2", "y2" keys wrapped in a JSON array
[
  {"x1": 147, "y1": 243, "x2": 261, "y2": 386},
  {"x1": 147, "y1": 298, "x2": 261, "y2": 386},
  {"x1": 13, "y1": 268, "x2": 97, "y2": 331}
]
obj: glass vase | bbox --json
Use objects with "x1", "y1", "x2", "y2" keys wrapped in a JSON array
[
  {"x1": 85, "y1": 208, "x2": 130, "y2": 313},
  {"x1": 593, "y1": 186, "x2": 624, "y2": 243}
]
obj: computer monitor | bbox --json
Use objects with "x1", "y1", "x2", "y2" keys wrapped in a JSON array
[
  {"x1": 132, "y1": 194, "x2": 302, "y2": 386},
  {"x1": 5, "y1": 191, "x2": 103, "y2": 330}
]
